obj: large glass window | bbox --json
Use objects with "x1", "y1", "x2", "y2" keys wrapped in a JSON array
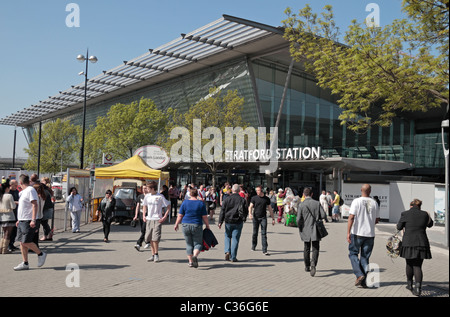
[{"x1": 251, "y1": 56, "x2": 425, "y2": 166}]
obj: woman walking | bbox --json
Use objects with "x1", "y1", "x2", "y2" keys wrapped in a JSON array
[
  {"x1": 205, "y1": 187, "x2": 218, "y2": 222},
  {"x1": 174, "y1": 188, "x2": 210, "y2": 268},
  {"x1": 40, "y1": 178, "x2": 54, "y2": 241},
  {"x1": 0, "y1": 180, "x2": 17, "y2": 254},
  {"x1": 67, "y1": 187, "x2": 84, "y2": 233},
  {"x1": 397, "y1": 199, "x2": 433, "y2": 296},
  {"x1": 96, "y1": 190, "x2": 116, "y2": 242}
]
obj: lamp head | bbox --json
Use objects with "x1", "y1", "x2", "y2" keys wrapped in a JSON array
[
  {"x1": 77, "y1": 54, "x2": 86, "y2": 62},
  {"x1": 89, "y1": 56, "x2": 98, "y2": 63}
]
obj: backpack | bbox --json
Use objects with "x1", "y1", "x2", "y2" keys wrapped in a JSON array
[
  {"x1": 237, "y1": 197, "x2": 247, "y2": 221},
  {"x1": 339, "y1": 196, "x2": 344, "y2": 206}
]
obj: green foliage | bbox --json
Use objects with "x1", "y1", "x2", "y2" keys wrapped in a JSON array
[
  {"x1": 167, "y1": 88, "x2": 247, "y2": 187},
  {"x1": 24, "y1": 118, "x2": 80, "y2": 174},
  {"x1": 283, "y1": 2, "x2": 449, "y2": 132},
  {"x1": 85, "y1": 98, "x2": 171, "y2": 163}
]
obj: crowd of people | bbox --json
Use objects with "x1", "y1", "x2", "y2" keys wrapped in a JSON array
[
  {"x1": 125, "y1": 181, "x2": 434, "y2": 295},
  {"x1": 0, "y1": 175, "x2": 435, "y2": 296},
  {"x1": 0, "y1": 173, "x2": 54, "y2": 270}
]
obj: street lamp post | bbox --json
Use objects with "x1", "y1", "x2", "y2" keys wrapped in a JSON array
[
  {"x1": 77, "y1": 50, "x2": 98, "y2": 170},
  {"x1": 441, "y1": 119, "x2": 449, "y2": 247}
]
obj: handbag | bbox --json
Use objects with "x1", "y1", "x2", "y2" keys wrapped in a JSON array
[
  {"x1": 305, "y1": 204, "x2": 328, "y2": 238},
  {"x1": 386, "y1": 230, "x2": 402, "y2": 259},
  {"x1": 316, "y1": 219, "x2": 328, "y2": 238}
]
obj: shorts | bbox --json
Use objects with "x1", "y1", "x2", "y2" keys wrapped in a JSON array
[
  {"x1": 333, "y1": 205, "x2": 340, "y2": 214},
  {"x1": 145, "y1": 220, "x2": 162, "y2": 243},
  {"x1": 17, "y1": 220, "x2": 39, "y2": 243}
]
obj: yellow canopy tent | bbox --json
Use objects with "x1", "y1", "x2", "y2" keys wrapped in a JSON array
[
  {"x1": 95, "y1": 155, "x2": 170, "y2": 180},
  {"x1": 92, "y1": 155, "x2": 170, "y2": 221}
]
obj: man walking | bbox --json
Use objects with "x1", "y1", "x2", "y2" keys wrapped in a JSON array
[
  {"x1": 249, "y1": 186, "x2": 275, "y2": 255},
  {"x1": 347, "y1": 184, "x2": 380, "y2": 287},
  {"x1": 133, "y1": 184, "x2": 149, "y2": 251},
  {"x1": 332, "y1": 190, "x2": 341, "y2": 222},
  {"x1": 297, "y1": 187, "x2": 328, "y2": 276},
  {"x1": 168, "y1": 182, "x2": 180, "y2": 221},
  {"x1": 13, "y1": 174, "x2": 47, "y2": 271},
  {"x1": 142, "y1": 181, "x2": 170, "y2": 263},
  {"x1": 218, "y1": 184, "x2": 248, "y2": 262}
]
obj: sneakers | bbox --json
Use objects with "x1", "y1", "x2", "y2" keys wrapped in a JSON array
[
  {"x1": 147, "y1": 254, "x2": 159, "y2": 262},
  {"x1": 134, "y1": 244, "x2": 141, "y2": 252},
  {"x1": 37, "y1": 252, "x2": 47, "y2": 267},
  {"x1": 13, "y1": 262, "x2": 29, "y2": 271},
  {"x1": 14, "y1": 252, "x2": 47, "y2": 271}
]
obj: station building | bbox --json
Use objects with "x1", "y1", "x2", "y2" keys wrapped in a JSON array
[{"x1": 0, "y1": 15, "x2": 447, "y2": 221}]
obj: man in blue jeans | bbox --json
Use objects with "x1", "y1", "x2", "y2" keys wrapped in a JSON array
[
  {"x1": 346, "y1": 184, "x2": 380, "y2": 287},
  {"x1": 249, "y1": 186, "x2": 275, "y2": 256},
  {"x1": 218, "y1": 184, "x2": 248, "y2": 262}
]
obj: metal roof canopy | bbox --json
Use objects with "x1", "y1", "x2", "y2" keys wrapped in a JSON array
[{"x1": 0, "y1": 15, "x2": 284, "y2": 127}]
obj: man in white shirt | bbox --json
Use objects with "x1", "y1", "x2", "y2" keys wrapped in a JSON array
[
  {"x1": 346, "y1": 184, "x2": 379, "y2": 287},
  {"x1": 14, "y1": 174, "x2": 47, "y2": 271},
  {"x1": 142, "y1": 181, "x2": 170, "y2": 262}
]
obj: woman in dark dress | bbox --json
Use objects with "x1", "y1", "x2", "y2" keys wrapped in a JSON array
[
  {"x1": 396, "y1": 199, "x2": 433, "y2": 296},
  {"x1": 96, "y1": 190, "x2": 116, "y2": 242}
]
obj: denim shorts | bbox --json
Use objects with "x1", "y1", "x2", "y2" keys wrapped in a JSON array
[
  {"x1": 182, "y1": 223, "x2": 203, "y2": 255},
  {"x1": 332, "y1": 205, "x2": 340, "y2": 214}
]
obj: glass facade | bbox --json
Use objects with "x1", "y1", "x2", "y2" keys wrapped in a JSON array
[
  {"x1": 26, "y1": 52, "x2": 445, "y2": 172},
  {"x1": 27, "y1": 58, "x2": 259, "y2": 138},
  {"x1": 251, "y1": 55, "x2": 444, "y2": 170}
]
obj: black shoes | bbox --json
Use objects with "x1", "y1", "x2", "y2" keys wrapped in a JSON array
[
  {"x1": 412, "y1": 282, "x2": 422, "y2": 296},
  {"x1": 305, "y1": 265, "x2": 316, "y2": 276},
  {"x1": 406, "y1": 280, "x2": 422, "y2": 296},
  {"x1": 406, "y1": 280, "x2": 413, "y2": 291}
]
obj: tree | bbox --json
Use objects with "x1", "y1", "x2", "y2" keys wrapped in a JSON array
[
  {"x1": 24, "y1": 118, "x2": 80, "y2": 174},
  {"x1": 167, "y1": 88, "x2": 248, "y2": 188},
  {"x1": 283, "y1": 2, "x2": 449, "y2": 132},
  {"x1": 85, "y1": 97, "x2": 171, "y2": 163}
]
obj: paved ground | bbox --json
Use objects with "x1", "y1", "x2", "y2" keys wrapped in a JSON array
[{"x1": 1, "y1": 216, "x2": 448, "y2": 301}]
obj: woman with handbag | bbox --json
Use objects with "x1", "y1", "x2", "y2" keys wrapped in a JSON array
[
  {"x1": 174, "y1": 188, "x2": 210, "y2": 268},
  {"x1": 396, "y1": 199, "x2": 433, "y2": 296},
  {"x1": 0, "y1": 180, "x2": 17, "y2": 254}
]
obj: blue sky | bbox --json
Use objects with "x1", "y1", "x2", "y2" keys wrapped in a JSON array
[{"x1": 0, "y1": 0, "x2": 406, "y2": 159}]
